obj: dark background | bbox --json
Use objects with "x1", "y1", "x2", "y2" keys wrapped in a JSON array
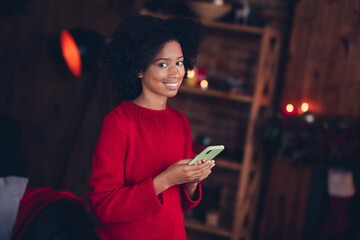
[{"x1": 1, "y1": 0, "x2": 360, "y2": 239}]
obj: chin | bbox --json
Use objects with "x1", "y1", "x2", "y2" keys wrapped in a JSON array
[{"x1": 166, "y1": 90, "x2": 179, "y2": 98}]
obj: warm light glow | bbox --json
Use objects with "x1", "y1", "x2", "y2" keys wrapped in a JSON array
[
  {"x1": 188, "y1": 70, "x2": 195, "y2": 78},
  {"x1": 200, "y1": 80, "x2": 208, "y2": 90},
  {"x1": 60, "y1": 30, "x2": 82, "y2": 77},
  {"x1": 286, "y1": 104, "x2": 294, "y2": 113},
  {"x1": 301, "y1": 102, "x2": 309, "y2": 112},
  {"x1": 304, "y1": 113, "x2": 315, "y2": 123}
]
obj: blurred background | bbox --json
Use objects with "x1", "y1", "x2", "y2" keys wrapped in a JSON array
[{"x1": 1, "y1": 0, "x2": 360, "y2": 239}]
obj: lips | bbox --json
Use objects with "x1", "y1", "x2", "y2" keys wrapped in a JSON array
[{"x1": 163, "y1": 81, "x2": 180, "y2": 90}]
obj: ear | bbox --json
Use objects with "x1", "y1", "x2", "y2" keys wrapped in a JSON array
[{"x1": 138, "y1": 72, "x2": 143, "y2": 78}]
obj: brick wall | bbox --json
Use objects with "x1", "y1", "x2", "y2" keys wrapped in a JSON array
[
  {"x1": 168, "y1": 93, "x2": 250, "y2": 161},
  {"x1": 165, "y1": 0, "x2": 292, "y2": 162}
]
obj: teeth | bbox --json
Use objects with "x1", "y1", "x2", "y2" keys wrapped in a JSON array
[{"x1": 164, "y1": 82, "x2": 178, "y2": 87}]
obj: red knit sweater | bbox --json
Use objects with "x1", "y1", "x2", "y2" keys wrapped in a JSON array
[{"x1": 88, "y1": 101, "x2": 202, "y2": 240}]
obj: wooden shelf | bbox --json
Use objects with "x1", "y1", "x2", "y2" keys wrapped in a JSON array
[
  {"x1": 216, "y1": 159, "x2": 259, "y2": 172},
  {"x1": 179, "y1": 85, "x2": 253, "y2": 103},
  {"x1": 185, "y1": 219, "x2": 232, "y2": 238},
  {"x1": 216, "y1": 159, "x2": 242, "y2": 171},
  {"x1": 200, "y1": 19, "x2": 263, "y2": 35},
  {"x1": 140, "y1": 9, "x2": 264, "y2": 35}
]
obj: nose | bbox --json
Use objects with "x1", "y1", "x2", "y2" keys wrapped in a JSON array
[{"x1": 169, "y1": 65, "x2": 181, "y2": 78}]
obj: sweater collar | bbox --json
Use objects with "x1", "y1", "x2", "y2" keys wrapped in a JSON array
[{"x1": 122, "y1": 101, "x2": 170, "y2": 119}]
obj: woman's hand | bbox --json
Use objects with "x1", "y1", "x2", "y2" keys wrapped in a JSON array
[
  {"x1": 164, "y1": 159, "x2": 215, "y2": 186},
  {"x1": 153, "y1": 159, "x2": 215, "y2": 195},
  {"x1": 185, "y1": 159, "x2": 214, "y2": 198}
]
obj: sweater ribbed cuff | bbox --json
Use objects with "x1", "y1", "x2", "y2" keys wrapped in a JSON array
[
  {"x1": 140, "y1": 178, "x2": 162, "y2": 215},
  {"x1": 182, "y1": 182, "x2": 202, "y2": 211}
]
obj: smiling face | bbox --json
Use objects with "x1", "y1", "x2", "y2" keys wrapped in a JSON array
[{"x1": 138, "y1": 40, "x2": 185, "y2": 104}]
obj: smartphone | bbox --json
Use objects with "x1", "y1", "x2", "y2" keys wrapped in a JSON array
[{"x1": 188, "y1": 145, "x2": 225, "y2": 165}]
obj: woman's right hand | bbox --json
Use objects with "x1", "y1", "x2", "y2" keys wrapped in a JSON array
[
  {"x1": 165, "y1": 159, "x2": 215, "y2": 185},
  {"x1": 153, "y1": 159, "x2": 215, "y2": 195}
]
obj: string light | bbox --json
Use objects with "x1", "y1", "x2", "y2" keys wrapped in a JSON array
[
  {"x1": 185, "y1": 69, "x2": 196, "y2": 86},
  {"x1": 187, "y1": 70, "x2": 195, "y2": 78},
  {"x1": 200, "y1": 80, "x2": 208, "y2": 90}
]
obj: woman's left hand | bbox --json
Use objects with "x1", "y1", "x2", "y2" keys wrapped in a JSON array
[
  {"x1": 188, "y1": 159, "x2": 214, "y2": 183},
  {"x1": 185, "y1": 159, "x2": 215, "y2": 198}
]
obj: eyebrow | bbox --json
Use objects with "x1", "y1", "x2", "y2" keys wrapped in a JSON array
[{"x1": 153, "y1": 56, "x2": 184, "y2": 62}]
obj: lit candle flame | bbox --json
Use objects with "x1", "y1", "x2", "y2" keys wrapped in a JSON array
[
  {"x1": 286, "y1": 104, "x2": 294, "y2": 113},
  {"x1": 301, "y1": 102, "x2": 309, "y2": 112}
]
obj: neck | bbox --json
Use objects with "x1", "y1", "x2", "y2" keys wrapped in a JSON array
[{"x1": 132, "y1": 95, "x2": 167, "y2": 110}]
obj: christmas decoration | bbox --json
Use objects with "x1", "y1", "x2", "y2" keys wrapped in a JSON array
[{"x1": 257, "y1": 110, "x2": 360, "y2": 170}]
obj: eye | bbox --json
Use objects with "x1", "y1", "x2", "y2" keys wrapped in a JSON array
[
  {"x1": 158, "y1": 63, "x2": 167, "y2": 68},
  {"x1": 176, "y1": 61, "x2": 183, "y2": 66}
]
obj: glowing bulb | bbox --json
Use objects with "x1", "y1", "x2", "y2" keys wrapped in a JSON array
[
  {"x1": 187, "y1": 70, "x2": 195, "y2": 78},
  {"x1": 301, "y1": 102, "x2": 309, "y2": 112},
  {"x1": 286, "y1": 104, "x2": 294, "y2": 113},
  {"x1": 200, "y1": 80, "x2": 208, "y2": 90}
]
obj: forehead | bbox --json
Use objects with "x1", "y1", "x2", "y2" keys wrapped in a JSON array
[{"x1": 154, "y1": 40, "x2": 183, "y2": 58}]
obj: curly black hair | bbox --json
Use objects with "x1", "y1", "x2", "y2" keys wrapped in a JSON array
[{"x1": 100, "y1": 14, "x2": 204, "y2": 101}]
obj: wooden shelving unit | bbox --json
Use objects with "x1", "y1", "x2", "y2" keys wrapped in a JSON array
[
  {"x1": 180, "y1": 85, "x2": 253, "y2": 103},
  {"x1": 185, "y1": 219, "x2": 232, "y2": 238},
  {"x1": 140, "y1": 9, "x2": 264, "y2": 35},
  {"x1": 141, "y1": 9, "x2": 282, "y2": 240},
  {"x1": 215, "y1": 159, "x2": 259, "y2": 172},
  {"x1": 215, "y1": 158, "x2": 242, "y2": 171}
]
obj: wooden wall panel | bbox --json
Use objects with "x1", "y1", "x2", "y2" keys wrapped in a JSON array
[
  {"x1": 258, "y1": 157, "x2": 312, "y2": 240},
  {"x1": 281, "y1": 0, "x2": 360, "y2": 118},
  {"x1": 259, "y1": 0, "x2": 360, "y2": 239}
]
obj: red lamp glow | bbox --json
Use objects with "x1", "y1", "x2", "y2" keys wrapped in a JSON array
[
  {"x1": 60, "y1": 30, "x2": 82, "y2": 77},
  {"x1": 59, "y1": 29, "x2": 104, "y2": 77}
]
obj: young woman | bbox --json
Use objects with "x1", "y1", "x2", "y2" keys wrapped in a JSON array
[{"x1": 88, "y1": 15, "x2": 215, "y2": 240}]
